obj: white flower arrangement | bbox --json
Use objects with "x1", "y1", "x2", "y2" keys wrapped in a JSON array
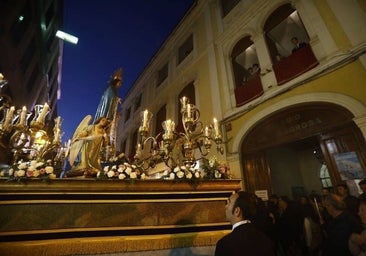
[
  {"x1": 200, "y1": 156, "x2": 232, "y2": 180},
  {"x1": 162, "y1": 165, "x2": 202, "y2": 180},
  {"x1": 97, "y1": 162, "x2": 146, "y2": 180},
  {"x1": 2, "y1": 159, "x2": 57, "y2": 181}
]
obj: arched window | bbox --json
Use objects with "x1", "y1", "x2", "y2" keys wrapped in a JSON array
[
  {"x1": 264, "y1": 4, "x2": 318, "y2": 85},
  {"x1": 320, "y1": 163, "x2": 333, "y2": 189},
  {"x1": 231, "y1": 36, "x2": 263, "y2": 107}
]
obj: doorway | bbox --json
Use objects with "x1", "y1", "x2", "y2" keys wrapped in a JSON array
[{"x1": 266, "y1": 136, "x2": 326, "y2": 199}]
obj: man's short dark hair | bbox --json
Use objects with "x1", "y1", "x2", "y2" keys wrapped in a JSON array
[
  {"x1": 324, "y1": 193, "x2": 346, "y2": 211},
  {"x1": 359, "y1": 179, "x2": 366, "y2": 186},
  {"x1": 337, "y1": 183, "x2": 349, "y2": 191},
  {"x1": 232, "y1": 191, "x2": 257, "y2": 220}
]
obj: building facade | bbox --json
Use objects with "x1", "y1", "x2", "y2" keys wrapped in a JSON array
[
  {"x1": 118, "y1": 0, "x2": 366, "y2": 198},
  {"x1": 0, "y1": 0, "x2": 63, "y2": 123}
]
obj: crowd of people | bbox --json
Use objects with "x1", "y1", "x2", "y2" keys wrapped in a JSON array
[{"x1": 216, "y1": 180, "x2": 366, "y2": 256}]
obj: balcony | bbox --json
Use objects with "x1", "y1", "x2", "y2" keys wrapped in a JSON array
[
  {"x1": 234, "y1": 74, "x2": 264, "y2": 107},
  {"x1": 273, "y1": 44, "x2": 318, "y2": 85}
]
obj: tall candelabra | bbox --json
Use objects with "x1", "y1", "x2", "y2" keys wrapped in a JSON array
[
  {"x1": 134, "y1": 96, "x2": 223, "y2": 170},
  {"x1": 0, "y1": 102, "x2": 63, "y2": 164}
]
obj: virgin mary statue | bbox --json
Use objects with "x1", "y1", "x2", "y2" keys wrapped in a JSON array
[{"x1": 94, "y1": 68, "x2": 123, "y2": 122}]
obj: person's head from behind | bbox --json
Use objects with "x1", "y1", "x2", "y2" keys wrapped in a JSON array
[
  {"x1": 359, "y1": 179, "x2": 366, "y2": 194},
  {"x1": 322, "y1": 187, "x2": 331, "y2": 196},
  {"x1": 323, "y1": 193, "x2": 346, "y2": 217},
  {"x1": 336, "y1": 183, "x2": 349, "y2": 197},
  {"x1": 278, "y1": 196, "x2": 290, "y2": 212},
  {"x1": 291, "y1": 37, "x2": 299, "y2": 45},
  {"x1": 269, "y1": 194, "x2": 279, "y2": 204},
  {"x1": 225, "y1": 191, "x2": 256, "y2": 224}
]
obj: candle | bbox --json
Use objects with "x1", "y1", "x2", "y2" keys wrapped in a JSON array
[
  {"x1": 170, "y1": 120, "x2": 175, "y2": 132},
  {"x1": 165, "y1": 119, "x2": 172, "y2": 132},
  {"x1": 53, "y1": 128, "x2": 60, "y2": 144},
  {"x1": 204, "y1": 125, "x2": 210, "y2": 137},
  {"x1": 55, "y1": 116, "x2": 61, "y2": 128},
  {"x1": 213, "y1": 118, "x2": 219, "y2": 135},
  {"x1": 37, "y1": 103, "x2": 49, "y2": 123},
  {"x1": 187, "y1": 104, "x2": 191, "y2": 118},
  {"x1": 3, "y1": 106, "x2": 15, "y2": 129},
  {"x1": 142, "y1": 110, "x2": 148, "y2": 128},
  {"x1": 19, "y1": 106, "x2": 27, "y2": 125},
  {"x1": 180, "y1": 96, "x2": 188, "y2": 112}
]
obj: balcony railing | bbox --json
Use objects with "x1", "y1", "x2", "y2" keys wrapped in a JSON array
[
  {"x1": 234, "y1": 74, "x2": 264, "y2": 107},
  {"x1": 273, "y1": 45, "x2": 319, "y2": 85}
]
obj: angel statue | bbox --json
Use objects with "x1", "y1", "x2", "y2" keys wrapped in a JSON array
[{"x1": 65, "y1": 115, "x2": 110, "y2": 177}]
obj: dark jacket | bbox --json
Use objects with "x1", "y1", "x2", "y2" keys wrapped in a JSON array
[
  {"x1": 322, "y1": 211, "x2": 362, "y2": 256},
  {"x1": 215, "y1": 223, "x2": 275, "y2": 256}
]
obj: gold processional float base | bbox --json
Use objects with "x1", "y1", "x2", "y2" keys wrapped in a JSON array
[{"x1": 0, "y1": 178, "x2": 241, "y2": 256}]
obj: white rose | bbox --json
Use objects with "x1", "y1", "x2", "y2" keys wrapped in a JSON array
[
  {"x1": 169, "y1": 173, "x2": 175, "y2": 179},
  {"x1": 125, "y1": 167, "x2": 132, "y2": 175},
  {"x1": 16, "y1": 170, "x2": 25, "y2": 177},
  {"x1": 186, "y1": 172, "x2": 192, "y2": 179},
  {"x1": 27, "y1": 165, "x2": 35, "y2": 172},
  {"x1": 49, "y1": 173, "x2": 56, "y2": 179},
  {"x1": 181, "y1": 166, "x2": 187, "y2": 170},
  {"x1": 107, "y1": 170, "x2": 115, "y2": 178},
  {"x1": 117, "y1": 166, "x2": 125, "y2": 173},
  {"x1": 118, "y1": 164, "x2": 126, "y2": 171},
  {"x1": 163, "y1": 170, "x2": 169, "y2": 176},
  {"x1": 111, "y1": 165, "x2": 117, "y2": 170},
  {"x1": 36, "y1": 162, "x2": 44, "y2": 168},
  {"x1": 118, "y1": 173, "x2": 126, "y2": 180},
  {"x1": 0, "y1": 170, "x2": 4, "y2": 177},
  {"x1": 177, "y1": 171, "x2": 184, "y2": 179},
  {"x1": 173, "y1": 167, "x2": 180, "y2": 173},
  {"x1": 131, "y1": 165, "x2": 137, "y2": 169},
  {"x1": 214, "y1": 170, "x2": 222, "y2": 178},
  {"x1": 140, "y1": 173, "x2": 146, "y2": 180},
  {"x1": 130, "y1": 172, "x2": 137, "y2": 179},
  {"x1": 30, "y1": 160, "x2": 37, "y2": 167},
  {"x1": 45, "y1": 166, "x2": 54, "y2": 174},
  {"x1": 103, "y1": 166, "x2": 109, "y2": 172},
  {"x1": 194, "y1": 171, "x2": 201, "y2": 178},
  {"x1": 9, "y1": 168, "x2": 14, "y2": 176},
  {"x1": 33, "y1": 170, "x2": 40, "y2": 177},
  {"x1": 18, "y1": 162, "x2": 27, "y2": 169}
]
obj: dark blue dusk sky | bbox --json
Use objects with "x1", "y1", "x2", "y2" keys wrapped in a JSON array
[{"x1": 59, "y1": 0, "x2": 194, "y2": 142}]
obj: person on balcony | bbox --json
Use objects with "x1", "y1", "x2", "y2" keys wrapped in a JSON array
[{"x1": 291, "y1": 37, "x2": 307, "y2": 53}]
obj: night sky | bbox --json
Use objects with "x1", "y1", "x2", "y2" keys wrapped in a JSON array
[{"x1": 59, "y1": 0, "x2": 194, "y2": 142}]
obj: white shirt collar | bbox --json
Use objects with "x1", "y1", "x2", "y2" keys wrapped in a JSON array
[{"x1": 232, "y1": 220, "x2": 251, "y2": 230}]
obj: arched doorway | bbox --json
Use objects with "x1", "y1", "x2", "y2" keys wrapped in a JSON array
[{"x1": 241, "y1": 102, "x2": 366, "y2": 199}]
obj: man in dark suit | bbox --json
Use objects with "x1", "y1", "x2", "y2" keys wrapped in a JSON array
[
  {"x1": 215, "y1": 191, "x2": 275, "y2": 256},
  {"x1": 291, "y1": 36, "x2": 307, "y2": 53}
]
